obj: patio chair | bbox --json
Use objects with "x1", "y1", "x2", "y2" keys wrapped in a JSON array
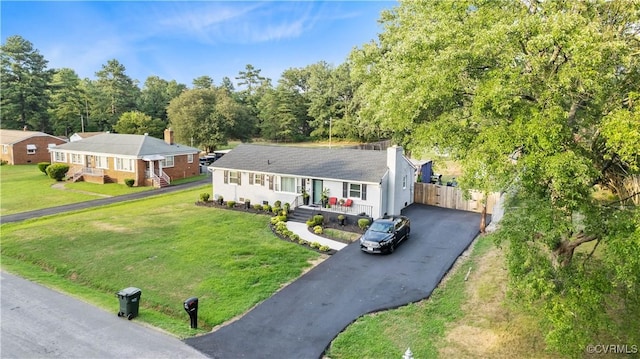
[
  {"x1": 344, "y1": 199, "x2": 353, "y2": 207},
  {"x1": 328, "y1": 197, "x2": 338, "y2": 206}
]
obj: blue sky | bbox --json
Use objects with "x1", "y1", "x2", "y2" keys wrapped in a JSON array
[{"x1": 1, "y1": 1, "x2": 395, "y2": 88}]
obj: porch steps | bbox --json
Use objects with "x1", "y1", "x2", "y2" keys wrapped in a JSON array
[{"x1": 288, "y1": 207, "x2": 320, "y2": 223}]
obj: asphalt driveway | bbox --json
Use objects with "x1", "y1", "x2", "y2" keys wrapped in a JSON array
[{"x1": 185, "y1": 204, "x2": 483, "y2": 359}]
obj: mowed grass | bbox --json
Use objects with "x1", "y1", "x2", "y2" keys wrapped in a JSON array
[
  {"x1": 327, "y1": 235, "x2": 557, "y2": 359},
  {"x1": 1, "y1": 186, "x2": 320, "y2": 337},
  {"x1": 0, "y1": 165, "x2": 152, "y2": 215}
]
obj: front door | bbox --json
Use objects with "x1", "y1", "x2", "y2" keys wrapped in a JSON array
[{"x1": 312, "y1": 179, "x2": 323, "y2": 205}]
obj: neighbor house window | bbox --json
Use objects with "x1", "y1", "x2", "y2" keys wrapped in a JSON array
[
  {"x1": 187, "y1": 154, "x2": 194, "y2": 163},
  {"x1": 26, "y1": 144, "x2": 36, "y2": 154},
  {"x1": 277, "y1": 176, "x2": 296, "y2": 193},
  {"x1": 162, "y1": 155, "x2": 175, "y2": 168},
  {"x1": 3, "y1": 145, "x2": 8, "y2": 154},
  {"x1": 402, "y1": 175, "x2": 407, "y2": 189},
  {"x1": 54, "y1": 151, "x2": 66, "y2": 162},
  {"x1": 71, "y1": 153, "x2": 84, "y2": 165},
  {"x1": 95, "y1": 155, "x2": 108, "y2": 169},
  {"x1": 115, "y1": 157, "x2": 135, "y2": 172}
]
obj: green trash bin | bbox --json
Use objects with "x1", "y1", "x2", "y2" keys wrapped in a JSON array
[{"x1": 116, "y1": 287, "x2": 142, "y2": 320}]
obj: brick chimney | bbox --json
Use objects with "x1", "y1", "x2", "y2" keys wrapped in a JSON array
[{"x1": 164, "y1": 128, "x2": 174, "y2": 145}]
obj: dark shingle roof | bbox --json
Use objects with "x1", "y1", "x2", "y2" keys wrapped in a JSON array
[
  {"x1": 52, "y1": 133, "x2": 199, "y2": 157},
  {"x1": 211, "y1": 144, "x2": 389, "y2": 183}
]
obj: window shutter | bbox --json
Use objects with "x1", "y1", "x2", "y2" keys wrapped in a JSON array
[
  {"x1": 343, "y1": 182, "x2": 348, "y2": 197},
  {"x1": 362, "y1": 184, "x2": 367, "y2": 200},
  {"x1": 238, "y1": 172, "x2": 242, "y2": 185},
  {"x1": 268, "y1": 175, "x2": 273, "y2": 190},
  {"x1": 224, "y1": 170, "x2": 228, "y2": 184},
  {"x1": 249, "y1": 173, "x2": 254, "y2": 185}
]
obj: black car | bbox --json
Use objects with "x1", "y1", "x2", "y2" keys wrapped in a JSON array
[{"x1": 359, "y1": 215, "x2": 410, "y2": 254}]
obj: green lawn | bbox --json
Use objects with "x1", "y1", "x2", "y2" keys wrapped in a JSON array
[
  {"x1": 1, "y1": 186, "x2": 319, "y2": 337},
  {"x1": 0, "y1": 165, "x2": 152, "y2": 215}
]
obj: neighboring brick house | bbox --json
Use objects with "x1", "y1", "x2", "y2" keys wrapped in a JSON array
[
  {"x1": 49, "y1": 129, "x2": 201, "y2": 187},
  {"x1": 0, "y1": 129, "x2": 67, "y2": 165},
  {"x1": 210, "y1": 144, "x2": 417, "y2": 219}
]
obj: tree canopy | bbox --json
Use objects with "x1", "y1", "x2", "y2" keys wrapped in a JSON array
[{"x1": 349, "y1": 0, "x2": 640, "y2": 354}]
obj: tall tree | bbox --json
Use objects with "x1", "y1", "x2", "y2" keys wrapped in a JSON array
[
  {"x1": 0, "y1": 35, "x2": 52, "y2": 131},
  {"x1": 138, "y1": 76, "x2": 186, "y2": 124},
  {"x1": 235, "y1": 64, "x2": 272, "y2": 137},
  {"x1": 114, "y1": 111, "x2": 165, "y2": 138},
  {"x1": 47, "y1": 68, "x2": 85, "y2": 136},
  {"x1": 91, "y1": 59, "x2": 140, "y2": 131},
  {"x1": 167, "y1": 88, "x2": 242, "y2": 152},
  {"x1": 192, "y1": 76, "x2": 214, "y2": 90},
  {"x1": 350, "y1": 0, "x2": 640, "y2": 355}
]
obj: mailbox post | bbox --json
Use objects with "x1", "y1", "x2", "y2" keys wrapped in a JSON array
[{"x1": 183, "y1": 297, "x2": 198, "y2": 329}]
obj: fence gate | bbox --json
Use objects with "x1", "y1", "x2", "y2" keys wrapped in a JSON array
[{"x1": 413, "y1": 183, "x2": 500, "y2": 214}]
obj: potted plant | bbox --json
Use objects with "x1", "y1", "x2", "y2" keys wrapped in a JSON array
[
  {"x1": 302, "y1": 189, "x2": 310, "y2": 205},
  {"x1": 321, "y1": 188, "x2": 330, "y2": 207}
]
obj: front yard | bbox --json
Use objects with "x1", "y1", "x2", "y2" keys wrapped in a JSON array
[{"x1": 1, "y1": 186, "x2": 321, "y2": 337}]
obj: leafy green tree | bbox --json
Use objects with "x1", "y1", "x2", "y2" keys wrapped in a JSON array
[
  {"x1": 167, "y1": 88, "x2": 243, "y2": 152},
  {"x1": 0, "y1": 35, "x2": 53, "y2": 131},
  {"x1": 91, "y1": 59, "x2": 140, "y2": 131},
  {"x1": 138, "y1": 76, "x2": 186, "y2": 124},
  {"x1": 258, "y1": 85, "x2": 309, "y2": 142},
  {"x1": 47, "y1": 68, "x2": 85, "y2": 136},
  {"x1": 114, "y1": 111, "x2": 165, "y2": 138},
  {"x1": 235, "y1": 64, "x2": 272, "y2": 137},
  {"x1": 192, "y1": 76, "x2": 214, "y2": 90},
  {"x1": 350, "y1": 0, "x2": 640, "y2": 355}
]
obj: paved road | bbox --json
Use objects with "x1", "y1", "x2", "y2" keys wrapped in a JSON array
[
  {"x1": 185, "y1": 204, "x2": 482, "y2": 359},
  {"x1": 0, "y1": 177, "x2": 210, "y2": 224},
  {"x1": 0, "y1": 271, "x2": 207, "y2": 359}
]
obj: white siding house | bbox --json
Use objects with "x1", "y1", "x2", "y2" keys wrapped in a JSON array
[{"x1": 210, "y1": 144, "x2": 416, "y2": 219}]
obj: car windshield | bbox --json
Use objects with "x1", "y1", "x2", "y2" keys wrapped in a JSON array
[{"x1": 369, "y1": 222, "x2": 393, "y2": 233}]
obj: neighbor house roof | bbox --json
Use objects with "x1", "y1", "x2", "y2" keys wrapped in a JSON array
[
  {"x1": 51, "y1": 133, "x2": 200, "y2": 157},
  {"x1": 211, "y1": 144, "x2": 390, "y2": 183},
  {"x1": 0, "y1": 129, "x2": 66, "y2": 145}
]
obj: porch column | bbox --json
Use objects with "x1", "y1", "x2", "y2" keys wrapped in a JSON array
[{"x1": 148, "y1": 161, "x2": 155, "y2": 177}]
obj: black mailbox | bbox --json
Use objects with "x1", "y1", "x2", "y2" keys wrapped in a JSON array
[{"x1": 184, "y1": 297, "x2": 198, "y2": 329}]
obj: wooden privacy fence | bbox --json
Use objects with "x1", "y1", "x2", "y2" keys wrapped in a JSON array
[{"x1": 413, "y1": 183, "x2": 500, "y2": 214}]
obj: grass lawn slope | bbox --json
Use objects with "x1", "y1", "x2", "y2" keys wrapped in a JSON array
[{"x1": 1, "y1": 187, "x2": 320, "y2": 337}]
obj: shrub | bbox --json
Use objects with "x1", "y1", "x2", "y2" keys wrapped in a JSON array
[
  {"x1": 125, "y1": 178, "x2": 135, "y2": 187},
  {"x1": 226, "y1": 200, "x2": 236, "y2": 208},
  {"x1": 272, "y1": 206, "x2": 281, "y2": 214},
  {"x1": 277, "y1": 215, "x2": 288, "y2": 222},
  {"x1": 290, "y1": 234, "x2": 300, "y2": 242},
  {"x1": 358, "y1": 218, "x2": 371, "y2": 230},
  {"x1": 199, "y1": 193, "x2": 210, "y2": 202},
  {"x1": 283, "y1": 202, "x2": 290, "y2": 211},
  {"x1": 253, "y1": 204, "x2": 263, "y2": 211},
  {"x1": 274, "y1": 200, "x2": 282, "y2": 208},
  {"x1": 313, "y1": 215, "x2": 324, "y2": 226},
  {"x1": 46, "y1": 163, "x2": 69, "y2": 181},
  {"x1": 270, "y1": 216, "x2": 280, "y2": 225},
  {"x1": 0, "y1": 160, "x2": 8, "y2": 165},
  {"x1": 262, "y1": 204, "x2": 272, "y2": 212},
  {"x1": 283, "y1": 230, "x2": 293, "y2": 238},
  {"x1": 37, "y1": 162, "x2": 50, "y2": 174},
  {"x1": 313, "y1": 225, "x2": 323, "y2": 234},
  {"x1": 306, "y1": 219, "x2": 315, "y2": 227},
  {"x1": 217, "y1": 196, "x2": 224, "y2": 204},
  {"x1": 310, "y1": 242, "x2": 321, "y2": 249},
  {"x1": 319, "y1": 245, "x2": 330, "y2": 252},
  {"x1": 337, "y1": 214, "x2": 346, "y2": 221},
  {"x1": 298, "y1": 239, "x2": 308, "y2": 245}
]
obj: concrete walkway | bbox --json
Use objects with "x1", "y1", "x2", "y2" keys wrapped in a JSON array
[{"x1": 285, "y1": 221, "x2": 348, "y2": 251}]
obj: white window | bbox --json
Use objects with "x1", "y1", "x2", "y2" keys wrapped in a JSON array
[
  {"x1": 95, "y1": 156, "x2": 108, "y2": 169},
  {"x1": 229, "y1": 171, "x2": 240, "y2": 184},
  {"x1": 349, "y1": 183, "x2": 362, "y2": 198},
  {"x1": 162, "y1": 155, "x2": 175, "y2": 168},
  {"x1": 402, "y1": 175, "x2": 407, "y2": 189},
  {"x1": 3, "y1": 145, "x2": 8, "y2": 154},
  {"x1": 187, "y1": 154, "x2": 194, "y2": 163},
  {"x1": 277, "y1": 176, "x2": 296, "y2": 193},
  {"x1": 54, "y1": 151, "x2": 66, "y2": 162},
  {"x1": 71, "y1": 153, "x2": 84, "y2": 165},
  {"x1": 26, "y1": 144, "x2": 36, "y2": 154},
  {"x1": 249, "y1": 173, "x2": 265, "y2": 185},
  {"x1": 115, "y1": 157, "x2": 135, "y2": 172}
]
